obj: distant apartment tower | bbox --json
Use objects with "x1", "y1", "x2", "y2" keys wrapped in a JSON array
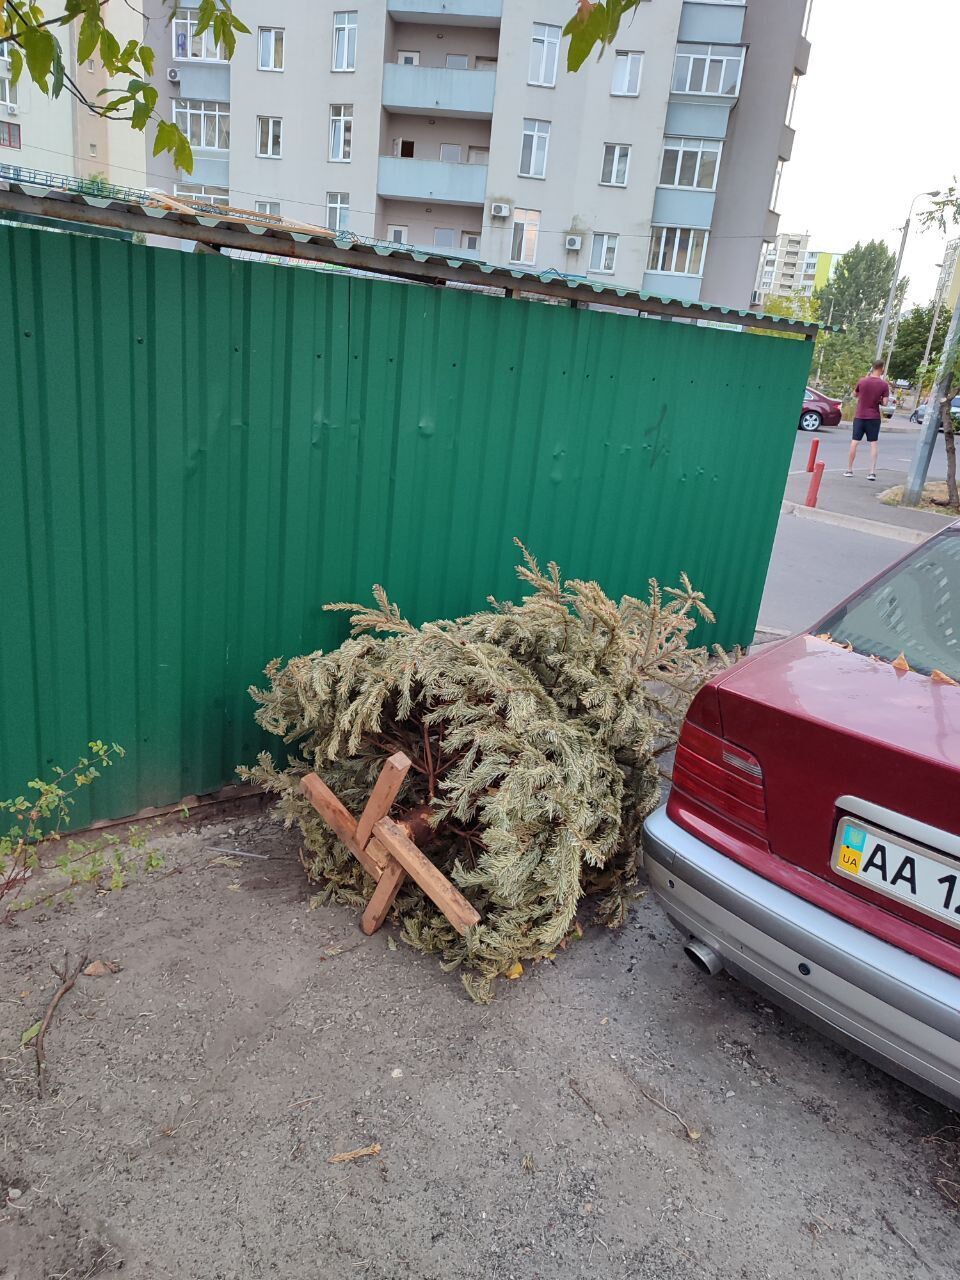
[
  {"x1": 141, "y1": 0, "x2": 810, "y2": 309},
  {"x1": 0, "y1": 2, "x2": 146, "y2": 188},
  {"x1": 755, "y1": 231, "x2": 819, "y2": 301}
]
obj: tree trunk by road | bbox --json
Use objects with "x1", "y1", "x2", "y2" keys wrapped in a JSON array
[{"x1": 938, "y1": 381, "x2": 960, "y2": 511}]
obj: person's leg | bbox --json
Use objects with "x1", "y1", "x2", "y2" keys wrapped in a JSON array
[
  {"x1": 846, "y1": 421, "x2": 863, "y2": 475},
  {"x1": 869, "y1": 438, "x2": 879, "y2": 476}
]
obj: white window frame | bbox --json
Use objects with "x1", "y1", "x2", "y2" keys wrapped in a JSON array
[
  {"x1": 672, "y1": 44, "x2": 744, "y2": 96},
  {"x1": 600, "y1": 143, "x2": 630, "y2": 187},
  {"x1": 510, "y1": 208, "x2": 540, "y2": 266},
  {"x1": 611, "y1": 50, "x2": 643, "y2": 96},
  {"x1": 0, "y1": 40, "x2": 9, "y2": 60},
  {"x1": 439, "y1": 143, "x2": 463, "y2": 164},
  {"x1": 445, "y1": 53, "x2": 469, "y2": 69},
  {"x1": 0, "y1": 75, "x2": 16, "y2": 107},
  {"x1": 519, "y1": 118, "x2": 550, "y2": 179},
  {"x1": 590, "y1": 233, "x2": 619, "y2": 274},
  {"x1": 257, "y1": 115, "x2": 283, "y2": 158},
  {"x1": 647, "y1": 226, "x2": 709, "y2": 276},
  {"x1": 255, "y1": 199, "x2": 280, "y2": 216},
  {"x1": 770, "y1": 158, "x2": 784, "y2": 210},
  {"x1": 174, "y1": 183, "x2": 229, "y2": 207},
  {"x1": 461, "y1": 230, "x2": 480, "y2": 251},
  {"x1": 326, "y1": 191, "x2": 350, "y2": 232},
  {"x1": 785, "y1": 71, "x2": 800, "y2": 125},
  {"x1": 397, "y1": 50, "x2": 419, "y2": 65},
  {"x1": 0, "y1": 119, "x2": 20, "y2": 148},
  {"x1": 172, "y1": 8, "x2": 226, "y2": 62},
  {"x1": 330, "y1": 103, "x2": 353, "y2": 162},
  {"x1": 433, "y1": 227, "x2": 457, "y2": 249},
  {"x1": 528, "y1": 22, "x2": 560, "y2": 87},
  {"x1": 174, "y1": 98, "x2": 230, "y2": 150},
  {"x1": 658, "y1": 137, "x2": 722, "y2": 190},
  {"x1": 468, "y1": 146, "x2": 489, "y2": 166},
  {"x1": 386, "y1": 224, "x2": 408, "y2": 244},
  {"x1": 258, "y1": 27, "x2": 284, "y2": 72},
  {"x1": 332, "y1": 11, "x2": 358, "y2": 73}
]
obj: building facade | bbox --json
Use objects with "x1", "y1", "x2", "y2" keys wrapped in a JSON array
[{"x1": 139, "y1": 0, "x2": 809, "y2": 308}]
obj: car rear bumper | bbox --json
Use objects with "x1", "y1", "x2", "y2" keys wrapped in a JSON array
[
  {"x1": 643, "y1": 806, "x2": 960, "y2": 1109},
  {"x1": 823, "y1": 409, "x2": 842, "y2": 426}
]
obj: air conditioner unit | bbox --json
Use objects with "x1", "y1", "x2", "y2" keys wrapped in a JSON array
[
  {"x1": 5, "y1": 103, "x2": 18, "y2": 116},
  {"x1": 490, "y1": 202, "x2": 510, "y2": 218},
  {"x1": 167, "y1": 67, "x2": 180, "y2": 82},
  {"x1": 565, "y1": 234, "x2": 582, "y2": 252}
]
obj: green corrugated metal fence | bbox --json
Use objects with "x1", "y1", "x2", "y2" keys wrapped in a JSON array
[{"x1": 0, "y1": 226, "x2": 811, "y2": 821}]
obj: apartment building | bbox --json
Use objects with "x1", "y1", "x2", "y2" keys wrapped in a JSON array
[
  {"x1": 141, "y1": 0, "x2": 810, "y2": 307},
  {"x1": 0, "y1": 2, "x2": 146, "y2": 187},
  {"x1": 754, "y1": 232, "x2": 841, "y2": 304}
]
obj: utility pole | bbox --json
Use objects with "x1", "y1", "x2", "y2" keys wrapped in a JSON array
[
  {"x1": 914, "y1": 279, "x2": 945, "y2": 410},
  {"x1": 903, "y1": 291, "x2": 960, "y2": 505},
  {"x1": 876, "y1": 189, "x2": 941, "y2": 363}
]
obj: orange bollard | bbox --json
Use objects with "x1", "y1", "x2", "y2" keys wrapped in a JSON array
[
  {"x1": 806, "y1": 438, "x2": 820, "y2": 472},
  {"x1": 804, "y1": 460, "x2": 825, "y2": 508}
]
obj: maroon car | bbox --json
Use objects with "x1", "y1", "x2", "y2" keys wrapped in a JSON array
[
  {"x1": 799, "y1": 386, "x2": 842, "y2": 432},
  {"x1": 644, "y1": 524, "x2": 960, "y2": 1106}
]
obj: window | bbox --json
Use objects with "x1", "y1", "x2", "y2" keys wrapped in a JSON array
[
  {"x1": 591, "y1": 233, "x2": 619, "y2": 273},
  {"x1": 397, "y1": 50, "x2": 419, "y2": 65},
  {"x1": 476, "y1": 56, "x2": 497, "y2": 70},
  {"x1": 0, "y1": 76, "x2": 16, "y2": 107},
  {"x1": 174, "y1": 99, "x2": 230, "y2": 149},
  {"x1": 611, "y1": 50, "x2": 643, "y2": 96},
  {"x1": 519, "y1": 118, "x2": 549, "y2": 179},
  {"x1": 510, "y1": 208, "x2": 539, "y2": 265},
  {"x1": 647, "y1": 226, "x2": 709, "y2": 275},
  {"x1": 439, "y1": 143, "x2": 462, "y2": 163},
  {"x1": 528, "y1": 22, "x2": 560, "y2": 87},
  {"x1": 445, "y1": 53, "x2": 469, "y2": 69},
  {"x1": 326, "y1": 191, "x2": 349, "y2": 232},
  {"x1": 172, "y1": 8, "x2": 225, "y2": 61},
  {"x1": 174, "y1": 183, "x2": 229, "y2": 206},
  {"x1": 468, "y1": 146, "x2": 489, "y2": 165},
  {"x1": 601, "y1": 143, "x2": 630, "y2": 186},
  {"x1": 658, "y1": 137, "x2": 721, "y2": 189},
  {"x1": 255, "y1": 199, "x2": 280, "y2": 216},
  {"x1": 818, "y1": 537, "x2": 960, "y2": 681},
  {"x1": 258, "y1": 27, "x2": 284, "y2": 71},
  {"x1": 386, "y1": 224, "x2": 408, "y2": 243},
  {"x1": 433, "y1": 227, "x2": 457, "y2": 248},
  {"x1": 257, "y1": 116, "x2": 282, "y2": 157},
  {"x1": 330, "y1": 103, "x2": 352, "y2": 161},
  {"x1": 0, "y1": 120, "x2": 21, "y2": 148},
  {"x1": 770, "y1": 158, "x2": 784, "y2": 210},
  {"x1": 0, "y1": 40, "x2": 9, "y2": 60},
  {"x1": 785, "y1": 71, "x2": 800, "y2": 125},
  {"x1": 393, "y1": 137, "x2": 414, "y2": 157},
  {"x1": 672, "y1": 44, "x2": 743, "y2": 95},
  {"x1": 461, "y1": 231, "x2": 480, "y2": 251},
  {"x1": 333, "y1": 12, "x2": 357, "y2": 72}
]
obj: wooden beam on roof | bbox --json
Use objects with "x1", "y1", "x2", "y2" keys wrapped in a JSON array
[{"x1": 0, "y1": 187, "x2": 818, "y2": 338}]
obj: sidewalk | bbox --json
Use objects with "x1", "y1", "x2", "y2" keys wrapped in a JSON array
[{"x1": 783, "y1": 468, "x2": 949, "y2": 539}]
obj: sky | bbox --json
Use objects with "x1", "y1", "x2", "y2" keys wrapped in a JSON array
[{"x1": 777, "y1": 0, "x2": 960, "y2": 307}]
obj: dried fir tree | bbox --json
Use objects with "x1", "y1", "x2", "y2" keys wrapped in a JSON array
[{"x1": 243, "y1": 542, "x2": 716, "y2": 1001}]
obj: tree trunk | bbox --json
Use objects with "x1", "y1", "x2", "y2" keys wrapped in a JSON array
[{"x1": 944, "y1": 380, "x2": 960, "y2": 512}]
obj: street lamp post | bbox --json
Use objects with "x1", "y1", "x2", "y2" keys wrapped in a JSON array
[{"x1": 876, "y1": 189, "x2": 941, "y2": 366}]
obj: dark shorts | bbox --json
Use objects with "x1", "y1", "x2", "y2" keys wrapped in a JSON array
[{"x1": 852, "y1": 417, "x2": 881, "y2": 443}]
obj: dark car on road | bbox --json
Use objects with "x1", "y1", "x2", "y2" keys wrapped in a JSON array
[
  {"x1": 799, "y1": 387, "x2": 842, "y2": 432},
  {"x1": 644, "y1": 524, "x2": 960, "y2": 1108}
]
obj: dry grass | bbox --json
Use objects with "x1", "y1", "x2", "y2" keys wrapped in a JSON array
[{"x1": 878, "y1": 483, "x2": 960, "y2": 516}]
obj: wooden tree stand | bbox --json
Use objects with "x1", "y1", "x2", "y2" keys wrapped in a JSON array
[{"x1": 299, "y1": 752, "x2": 481, "y2": 937}]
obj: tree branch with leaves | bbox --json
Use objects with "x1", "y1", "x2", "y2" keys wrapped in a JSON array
[{"x1": 0, "y1": 0, "x2": 248, "y2": 173}]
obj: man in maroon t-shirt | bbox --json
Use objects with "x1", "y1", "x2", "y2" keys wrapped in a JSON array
[{"x1": 844, "y1": 359, "x2": 890, "y2": 480}]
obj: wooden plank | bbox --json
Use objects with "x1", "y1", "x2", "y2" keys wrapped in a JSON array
[
  {"x1": 299, "y1": 774, "x2": 384, "y2": 879},
  {"x1": 355, "y1": 752, "x2": 411, "y2": 849},
  {"x1": 360, "y1": 857, "x2": 407, "y2": 935},
  {"x1": 371, "y1": 817, "x2": 480, "y2": 936}
]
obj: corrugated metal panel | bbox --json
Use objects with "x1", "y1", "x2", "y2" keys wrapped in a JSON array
[{"x1": 0, "y1": 226, "x2": 811, "y2": 821}]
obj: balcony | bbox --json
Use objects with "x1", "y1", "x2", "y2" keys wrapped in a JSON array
[
  {"x1": 678, "y1": 1, "x2": 746, "y2": 45},
  {"x1": 386, "y1": 0, "x2": 502, "y2": 26},
  {"x1": 382, "y1": 63, "x2": 496, "y2": 118},
  {"x1": 377, "y1": 155, "x2": 488, "y2": 205}
]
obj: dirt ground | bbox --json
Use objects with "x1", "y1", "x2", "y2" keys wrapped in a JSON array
[{"x1": 1, "y1": 810, "x2": 958, "y2": 1280}]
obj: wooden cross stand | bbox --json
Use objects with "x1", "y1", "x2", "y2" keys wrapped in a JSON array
[{"x1": 299, "y1": 752, "x2": 481, "y2": 938}]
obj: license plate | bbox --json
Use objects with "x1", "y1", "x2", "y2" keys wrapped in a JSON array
[{"x1": 832, "y1": 818, "x2": 960, "y2": 931}]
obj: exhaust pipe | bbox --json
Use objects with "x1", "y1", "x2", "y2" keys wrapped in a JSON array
[{"x1": 683, "y1": 938, "x2": 723, "y2": 976}]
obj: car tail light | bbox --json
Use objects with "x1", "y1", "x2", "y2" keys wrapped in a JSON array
[{"x1": 669, "y1": 697, "x2": 768, "y2": 839}]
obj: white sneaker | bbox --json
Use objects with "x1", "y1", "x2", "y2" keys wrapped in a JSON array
[{"x1": 843, "y1": 470, "x2": 853, "y2": 477}]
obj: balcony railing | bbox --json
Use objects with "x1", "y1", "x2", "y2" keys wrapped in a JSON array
[
  {"x1": 377, "y1": 155, "x2": 488, "y2": 206},
  {"x1": 382, "y1": 63, "x2": 496, "y2": 118}
]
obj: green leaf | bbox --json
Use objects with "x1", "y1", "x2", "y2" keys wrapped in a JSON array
[
  {"x1": 20, "y1": 27, "x2": 57, "y2": 93},
  {"x1": 138, "y1": 43, "x2": 155, "y2": 76},
  {"x1": 152, "y1": 118, "x2": 177, "y2": 157},
  {"x1": 76, "y1": 12, "x2": 101, "y2": 65},
  {"x1": 51, "y1": 44, "x2": 65, "y2": 98},
  {"x1": 21, "y1": 1021, "x2": 41, "y2": 1046},
  {"x1": 99, "y1": 26, "x2": 120, "y2": 70},
  {"x1": 131, "y1": 97, "x2": 152, "y2": 131},
  {"x1": 173, "y1": 128, "x2": 194, "y2": 174},
  {"x1": 193, "y1": 0, "x2": 216, "y2": 39},
  {"x1": 8, "y1": 45, "x2": 24, "y2": 85}
]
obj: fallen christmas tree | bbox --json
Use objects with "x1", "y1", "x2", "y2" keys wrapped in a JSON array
[{"x1": 244, "y1": 543, "x2": 718, "y2": 1001}]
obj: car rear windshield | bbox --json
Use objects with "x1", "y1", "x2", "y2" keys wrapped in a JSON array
[{"x1": 816, "y1": 533, "x2": 960, "y2": 681}]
